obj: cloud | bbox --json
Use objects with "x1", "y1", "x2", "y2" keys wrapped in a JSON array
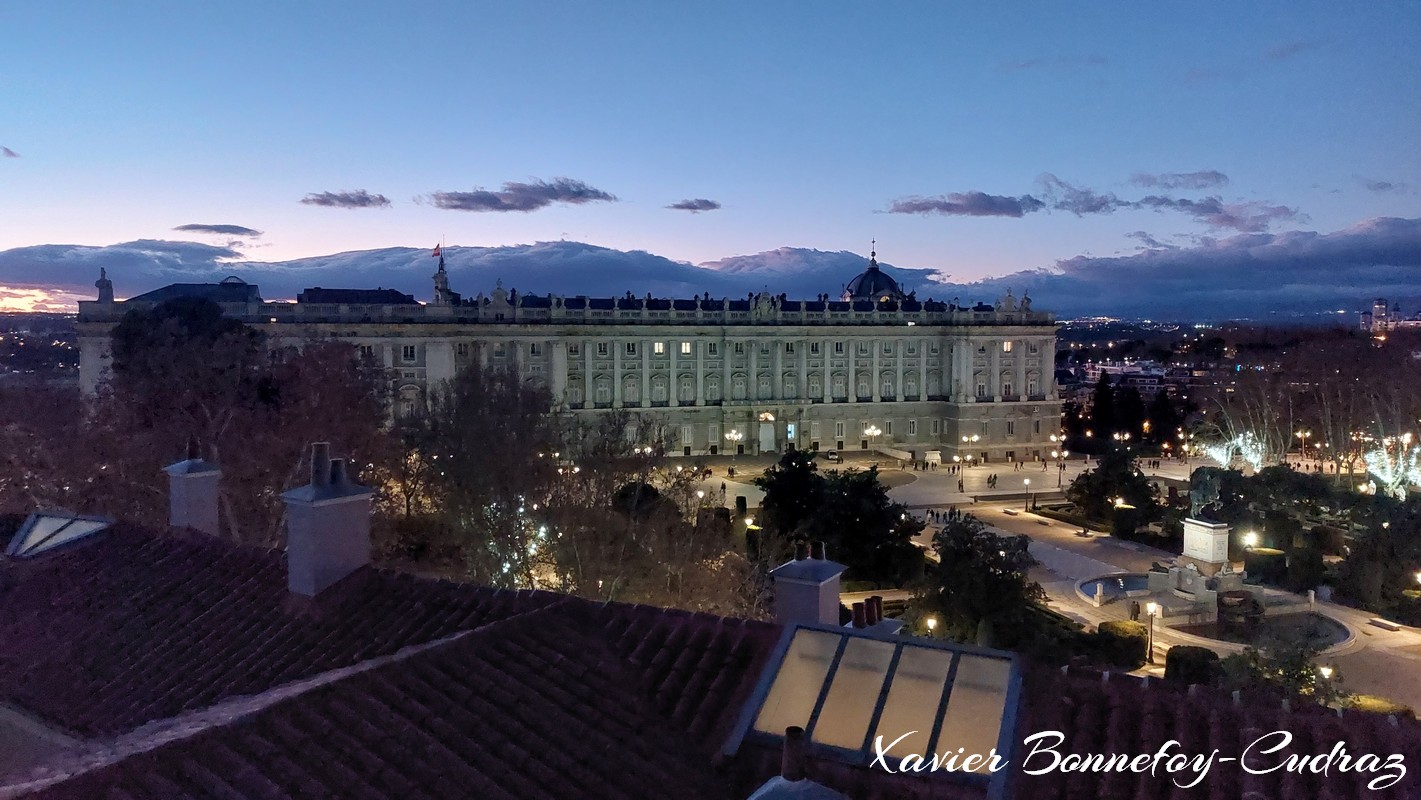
[
  {"x1": 1360, "y1": 178, "x2": 1406, "y2": 193},
  {"x1": 173, "y1": 223, "x2": 262, "y2": 237},
  {"x1": 428, "y1": 178, "x2": 616, "y2": 212},
  {"x1": 299, "y1": 190, "x2": 392, "y2": 209},
  {"x1": 1124, "y1": 231, "x2": 1176, "y2": 250},
  {"x1": 1135, "y1": 195, "x2": 1301, "y2": 232},
  {"x1": 998, "y1": 55, "x2": 1108, "y2": 72},
  {"x1": 1, "y1": 147, "x2": 17, "y2": 158},
  {"x1": 667, "y1": 198, "x2": 721, "y2": 212},
  {"x1": 888, "y1": 192, "x2": 1046, "y2": 217},
  {"x1": 1266, "y1": 40, "x2": 1323, "y2": 61},
  {"x1": 1036, "y1": 174, "x2": 1129, "y2": 215},
  {"x1": 1129, "y1": 170, "x2": 1229, "y2": 190},
  {"x1": 9, "y1": 218, "x2": 1418, "y2": 321}
]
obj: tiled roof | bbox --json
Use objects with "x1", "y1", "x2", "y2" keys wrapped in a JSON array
[
  {"x1": 25, "y1": 605, "x2": 778, "y2": 800},
  {"x1": 4, "y1": 520, "x2": 1421, "y2": 800},
  {"x1": 0, "y1": 523, "x2": 559, "y2": 737}
]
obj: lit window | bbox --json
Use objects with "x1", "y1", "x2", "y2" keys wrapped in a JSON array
[
  {"x1": 654, "y1": 342, "x2": 665, "y2": 355},
  {"x1": 680, "y1": 341, "x2": 692, "y2": 355},
  {"x1": 1002, "y1": 341, "x2": 1013, "y2": 353}
]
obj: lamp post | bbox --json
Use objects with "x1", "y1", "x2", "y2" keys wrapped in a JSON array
[
  {"x1": 1145, "y1": 602, "x2": 1159, "y2": 663},
  {"x1": 864, "y1": 424, "x2": 882, "y2": 449},
  {"x1": 925, "y1": 615, "x2": 938, "y2": 636},
  {"x1": 961, "y1": 433, "x2": 980, "y2": 466},
  {"x1": 1295, "y1": 430, "x2": 1312, "y2": 464},
  {"x1": 724, "y1": 428, "x2": 744, "y2": 459},
  {"x1": 1243, "y1": 531, "x2": 1259, "y2": 550},
  {"x1": 1023, "y1": 478, "x2": 1031, "y2": 511}
]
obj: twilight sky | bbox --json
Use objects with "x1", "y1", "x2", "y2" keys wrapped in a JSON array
[{"x1": 2, "y1": 2, "x2": 1420, "y2": 316}]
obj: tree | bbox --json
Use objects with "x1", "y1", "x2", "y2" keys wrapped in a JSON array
[
  {"x1": 1088, "y1": 373, "x2": 1116, "y2": 444},
  {"x1": 915, "y1": 514, "x2": 1046, "y2": 647},
  {"x1": 753, "y1": 449, "x2": 825, "y2": 536},
  {"x1": 1066, "y1": 447, "x2": 1161, "y2": 526},
  {"x1": 1218, "y1": 629, "x2": 1346, "y2": 707},
  {"x1": 798, "y1": 467, "x2": 924, "y2": 586}
]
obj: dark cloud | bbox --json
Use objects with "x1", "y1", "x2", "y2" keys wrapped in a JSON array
[
  {"x1": 1266, "y1": 40, "x2": 1323, "y2": 61},
  {"x1": 1037, "y1": 174, "x2": 1129, "y2": 215},
  {"x1": 429, "y1": 178, "x2": 616, "y2": 212},
  {"x1": 667, "y1": 198, "x2": 721, "y2": 212},
  {"x1": 1361, "y1": 178, "x2": 1405, "y2": 193},
  {"x1": 888, "y1": 192, "x2": 1046, "y2": 218},
  {"x1": 1, "y1": 147, "x2": 18, "y2": 158},
  {"x1": 173, "y1": 223, "x2": 262, "y2": 237},
  {"x1": 300, "y1": 190, "x2": 392, "y2": 209},
  {"x1": 1136, "y1": 195, "x2": 1301, "y2": 232},
  {"x1": 1129, "y1": 170, "x2": 1229, "y2": 190}
]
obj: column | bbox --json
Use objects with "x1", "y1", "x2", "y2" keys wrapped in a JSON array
[
  {"x1": 847, "y1": 343, "x2": 856, "y2": 402},
  {"x1": 1015, "y1": 338, "x2": 1027, "y2": 400},
  {"x1": 669, "y1": 339, "x2": 679, "y2": 408},
  {"x1": 772, "y1": 339, "x2": 782, "y2": 400},
  {"x1": 613, "y1": 339, "x2": 623, "y2": 408},
  {"x1": 822, "y1": 339, "x2": 832, "y2": 403},
  {"x1": 871, "y1": 338, "x2": 881, "y2": 402},
  {"x1": 425, "y1": 340, "x2": 456, "y2": 394},
  {"x1": 695, "y1": 339, "x2": 705, "y2": 406},
  {"x1": 641, "y1": 338, "x2": 651, "y2": 408},
  {"x1": 990, "y1": 340, "x2": 1002, "y2": 401},
  {"x1": 551, "y1": 340, "x2": 568, "y2": 405},
  {"x1": 798, "y1": 339, "x2": 808, "y2": 400},
  {"x1": 894, "y1": 337, "x2": 904, "y2": 402},
  {"x1": 583, "y1": 338, "x2": 593, "y2": 406},
  {"x1": 749, "y1": 340, "x2": 758, "y2": 401},
  {"x1": 919, "y1": 340, "x2": 928, "y2": 401},
  {"x1": 723, "y1": 339, "x2": 734, "y2": 404}
]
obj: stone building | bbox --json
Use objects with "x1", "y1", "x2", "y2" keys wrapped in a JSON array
[{"x1": 77, "y1": 253, "x2": 1062, "y2": 461}]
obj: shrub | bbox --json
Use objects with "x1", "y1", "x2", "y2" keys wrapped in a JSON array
[
  {"x1": 1164, "y1": 645, "x2": 1220, "y2": 685},
  {"x1": 1244, "y1": 548, "x2": 1287, "y2": 585},
  {"x1": 1284, "y1": 547, "x2": 1327, "y2": 593},
  {"x1": 1095, "y1": 620, "x2": 1149, "y2": 669}
]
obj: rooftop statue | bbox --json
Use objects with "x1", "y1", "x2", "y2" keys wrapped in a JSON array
[{"x1": 1190, "y1": 467, "x2": 1223, "y2": 520}]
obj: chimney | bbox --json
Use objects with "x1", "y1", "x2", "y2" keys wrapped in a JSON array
[
  {"x1": 162, "y1": 437, "x2": 221, "y2": 536},
  {"x1": 850, "y1": 602, "x2": 867, "y2": 629},
  {"x1": 866, "y1": 596, "x2": 882, "y2": 626},
  {"x1": 281, "y1": 442, "x2": 373, "y2": 597},
  {"x1": 745, "y1": 726, "x2": 849, "y2": 799},
  {"x1": 769, "y1": 540, "x2": 846, "y2": 627}
]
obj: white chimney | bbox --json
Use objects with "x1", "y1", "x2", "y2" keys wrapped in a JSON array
[
  {"x1": 769, "y1": 541, "x2": 846, "y2": 627},
  {"x1": 281, "y1": 442, "x2": 372, "y2": 597},
  {"x1": 162, "y1": 438, "x2": 220, "y2": 536}
]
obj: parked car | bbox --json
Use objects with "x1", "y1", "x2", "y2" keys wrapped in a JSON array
[{"x1": 823, "y1": 450, "x2": 843, "y2": 463}]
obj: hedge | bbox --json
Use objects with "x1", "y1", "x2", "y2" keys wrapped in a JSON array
[
  {"x1": 1243, "y1": 548, "x2": 1287, "y2": 584},
  {"x1": 1164, "y1": 645, "x2": 1220, "y2": 685},
  {"x1": 1095, "y1": 620, "x2": 1149, "y2": 669}
]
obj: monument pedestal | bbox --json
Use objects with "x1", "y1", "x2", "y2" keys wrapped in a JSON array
[{"x1": 1181, "y1": 518, "x2": 1231, "y2": 576}]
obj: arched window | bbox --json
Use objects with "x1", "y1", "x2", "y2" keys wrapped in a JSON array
[
  {"x1": 650, "y1": 376, "x2": 668, "y2": 402},
  {"x1": 758, "y1": 373, "x2": 772, "y2": 398},
  {"x1": 706, "y1": 375, "x2": 722, "y2": 402},
  {"x1": 397, "y1": 384, "x2": 422, "y2": 418},
  {"x1": 904, "y1": 376, "x2": 918, "y2": 398},
  {"x1": 624, "y1": 376, "x2": 641, "y2": 403},
  {"x1": 732, "y1": 374, "x2": 747, "y2": 400},
  {"x1": 678, "y1": 374, "x2": 695, "y2": 403},
  {"x1": 881, "y1": 374, "x2": 895, "y2": 397},
  {"x1": 857, "y1": 373, "x2": 871, "y2": 399},
  {"x1": 594, "y1": 377, "x2": 611, "y2": 404},
  {"x1": 808, "y1": 373, "x2": 822, "y2": 397},
  {"x1": 832, "y1": 373, "x2": 846, "y2": 399},
  {"x1": 782, "y1": 374, "x2": 797, "y2": 398}
]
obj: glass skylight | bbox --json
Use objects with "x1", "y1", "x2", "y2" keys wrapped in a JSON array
[
  {"x1": 5, "y1": 513, "x2": 109, "y2": 558},
  {"x1": 730, "y1": 625, "x2": 1021, "y2": 785}
]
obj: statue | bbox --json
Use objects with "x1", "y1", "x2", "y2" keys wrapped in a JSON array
[
  {"x1": 997, "y1": 288, "x2": 1017, "y2": 312},
  {"x1": 95, "y1": 268, "x2": 114, "y2": 303},
  {"x1": 1190, "y1": 467, "x2": 1222, "y2": 519},
  {"x1": 1020, "y1": 291, "x2": 1032, "y2": 311}
]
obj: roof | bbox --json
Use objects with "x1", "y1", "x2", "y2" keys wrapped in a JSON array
[
  {"x1": 3, "y1": 520, "x2": 1420, "y2": 800},
  {"x1": 127, "y1": 277, "x2": 262, "y2": 305},
  {"x1": 843, "y1": 256, "x2": 906, "y2": 302},
  {"x1": 296, "y1": 288, "x2": 419, "y2": 305}
]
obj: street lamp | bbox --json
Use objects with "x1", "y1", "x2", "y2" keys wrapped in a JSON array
[
  {"x1": 864, "y1": 425, "x2": 882, "y2": 448},
  {"x1": 1023, "y1": 478, "x2": 1031, "y2": 511},
  {"x1": 1145, "y1": 602, "x2": 1160, "y2": 664},
  {"x1": 1243, "y1": 531, "x2": 1259, "y2": 549},
  {"x1": 724, "y1": 428, "x2": 744, "y2": 458},
  {"x1": 925, "y1": 615, "x2": 938, "y2": 636},
  {"x1": 1296, "y1": 430, "x2": 1312, "y2": 462}
]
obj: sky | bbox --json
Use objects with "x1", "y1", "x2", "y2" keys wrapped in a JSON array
[{"x1": 2, "y1": 1, "x2": 1420, "y2": 317}]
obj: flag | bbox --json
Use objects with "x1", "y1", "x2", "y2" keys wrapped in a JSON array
[{"x1": 431, "y1": 244, "x2": 441, "y2": 258}]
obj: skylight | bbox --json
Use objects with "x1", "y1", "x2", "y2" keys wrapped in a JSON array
[
  {"x1": 5, "y1": 512, "x2": 109, "y2": 558},
  {"x1": 726, "y1": 625, "x2": 1021, "y2": 791}
]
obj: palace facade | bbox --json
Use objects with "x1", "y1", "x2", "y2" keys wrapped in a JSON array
[{"x1": 77, "y1": 255, "x2": 1062, "y2": 461}]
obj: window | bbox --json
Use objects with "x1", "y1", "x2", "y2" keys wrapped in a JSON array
[
  {"x1": 882, "y1": 341, "x2": 893, "y2": 355},
  {"x1": 401, "y1": 345, "x2": 417, "y2": 362},
  {"x1": 1028, "y1": 379, "x2": 1039, "y2": 396},
  {"x1": 680, "y1": 341, "x2": 692, "y2": 355},
  {"x1": 734, "y1": 342, "x2": 745, "y2": 355},
  {"x1": 758, "y1": 374, "x2": 772, "y2": 397},
  {"x1": 1002, "y1": 341, "x2": 1014, "y2": 353},
  {"x1": 679, "y1": 375, "x2": 695, "y2": 402},
  {"x1": 1003, "y1": 382, "x2": 1014, "y2": 397},
  {"x1": 811, "y1": 421, "x2": 821, "y2": 439},
  {"x1": 834, "y1": 341, "x2": 845, "y2": 354},
  {"x1": 654, "y1": 341, "x2": 665, "y2": 355},
  {"x1": 908, "y1": 419, "x2": 918, "y2": 436},
  {"x1": 455, "y1": 342, "x2": 470, "y2": 357},
  {"x1": 857, "y1": 342, "x2": 870, "y2": 356},
  {"x1": 886, "y1": 421, "x2": 894, "y2": 436},
  {"x1": 976, "y1": 382, "x2": 987, "y2": 398},
  {"x1": 5, "y1": 512, "x2": 109, "y2": 558},
  {"x1": 680, "y1": 425, "x2": 694, "y2": 447},
  {"x1": 857, "y1": 375, "x2": 870, "y2": 397},
  {"x1": 811, "y1": 342, "x2": 821, "y2": 355},
  {"x1": 785, "y1": 342, "x2": 795, "y2": 354},
  {"x1": 881, "y1": 376, "x2": 894, "y2": 396},
  {"x1": 931, "y1": 419, "x2": 941, "y2": 435},
  {"x1": 907, "y1": 343, "x2": 918, "y2": 355},
  {"x1": 1006, "y1": 421, "x2": 1016, "y2": 436},
  {"x1": 358, "y1": 344, "x2": 375, "y2": 359},
  {"x1": 626, "y1": 342, "x2": 637, "y2": 356},
  {"x1": 808, "y1": 375, "x2": 822, "y2": 396},
  {"x1": 930, "y1": 343, "x2": 940, "y2": 354},
  {"x1": 760, "y1": 343, "x2": 770, "y2": 355},
  {"x1": 493, "y1": 343, "x2": 506, "y2": 358},
  {"x1": 732, "y1": 375, "x2": 747, "y2": 399},
  {"x1": 596, "y1": 342, "x2": 609, "y2": 356},
  {"x1": 835, "y1": 421, "x2": 845, "y2": 438},
  {"x1": 708, "y1": 342, "x2": 719, "y2": 356},
  {"x1": 1029, "y1": 342, "x2": 1039, "y2": 354},
  {"x1": 530, "y1": 342, "x2": 543, "y2": 357},
  {"x1": 1033, "y1": 419, "x2": 1041, "y2": 434},
  {"x1": 569, "y1": 343, "x2": 581, "y2": 356}
]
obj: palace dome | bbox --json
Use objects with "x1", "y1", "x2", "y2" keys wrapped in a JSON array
[{"x1": 842, "y1": 249, "x2": 906, "y2": 302}]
